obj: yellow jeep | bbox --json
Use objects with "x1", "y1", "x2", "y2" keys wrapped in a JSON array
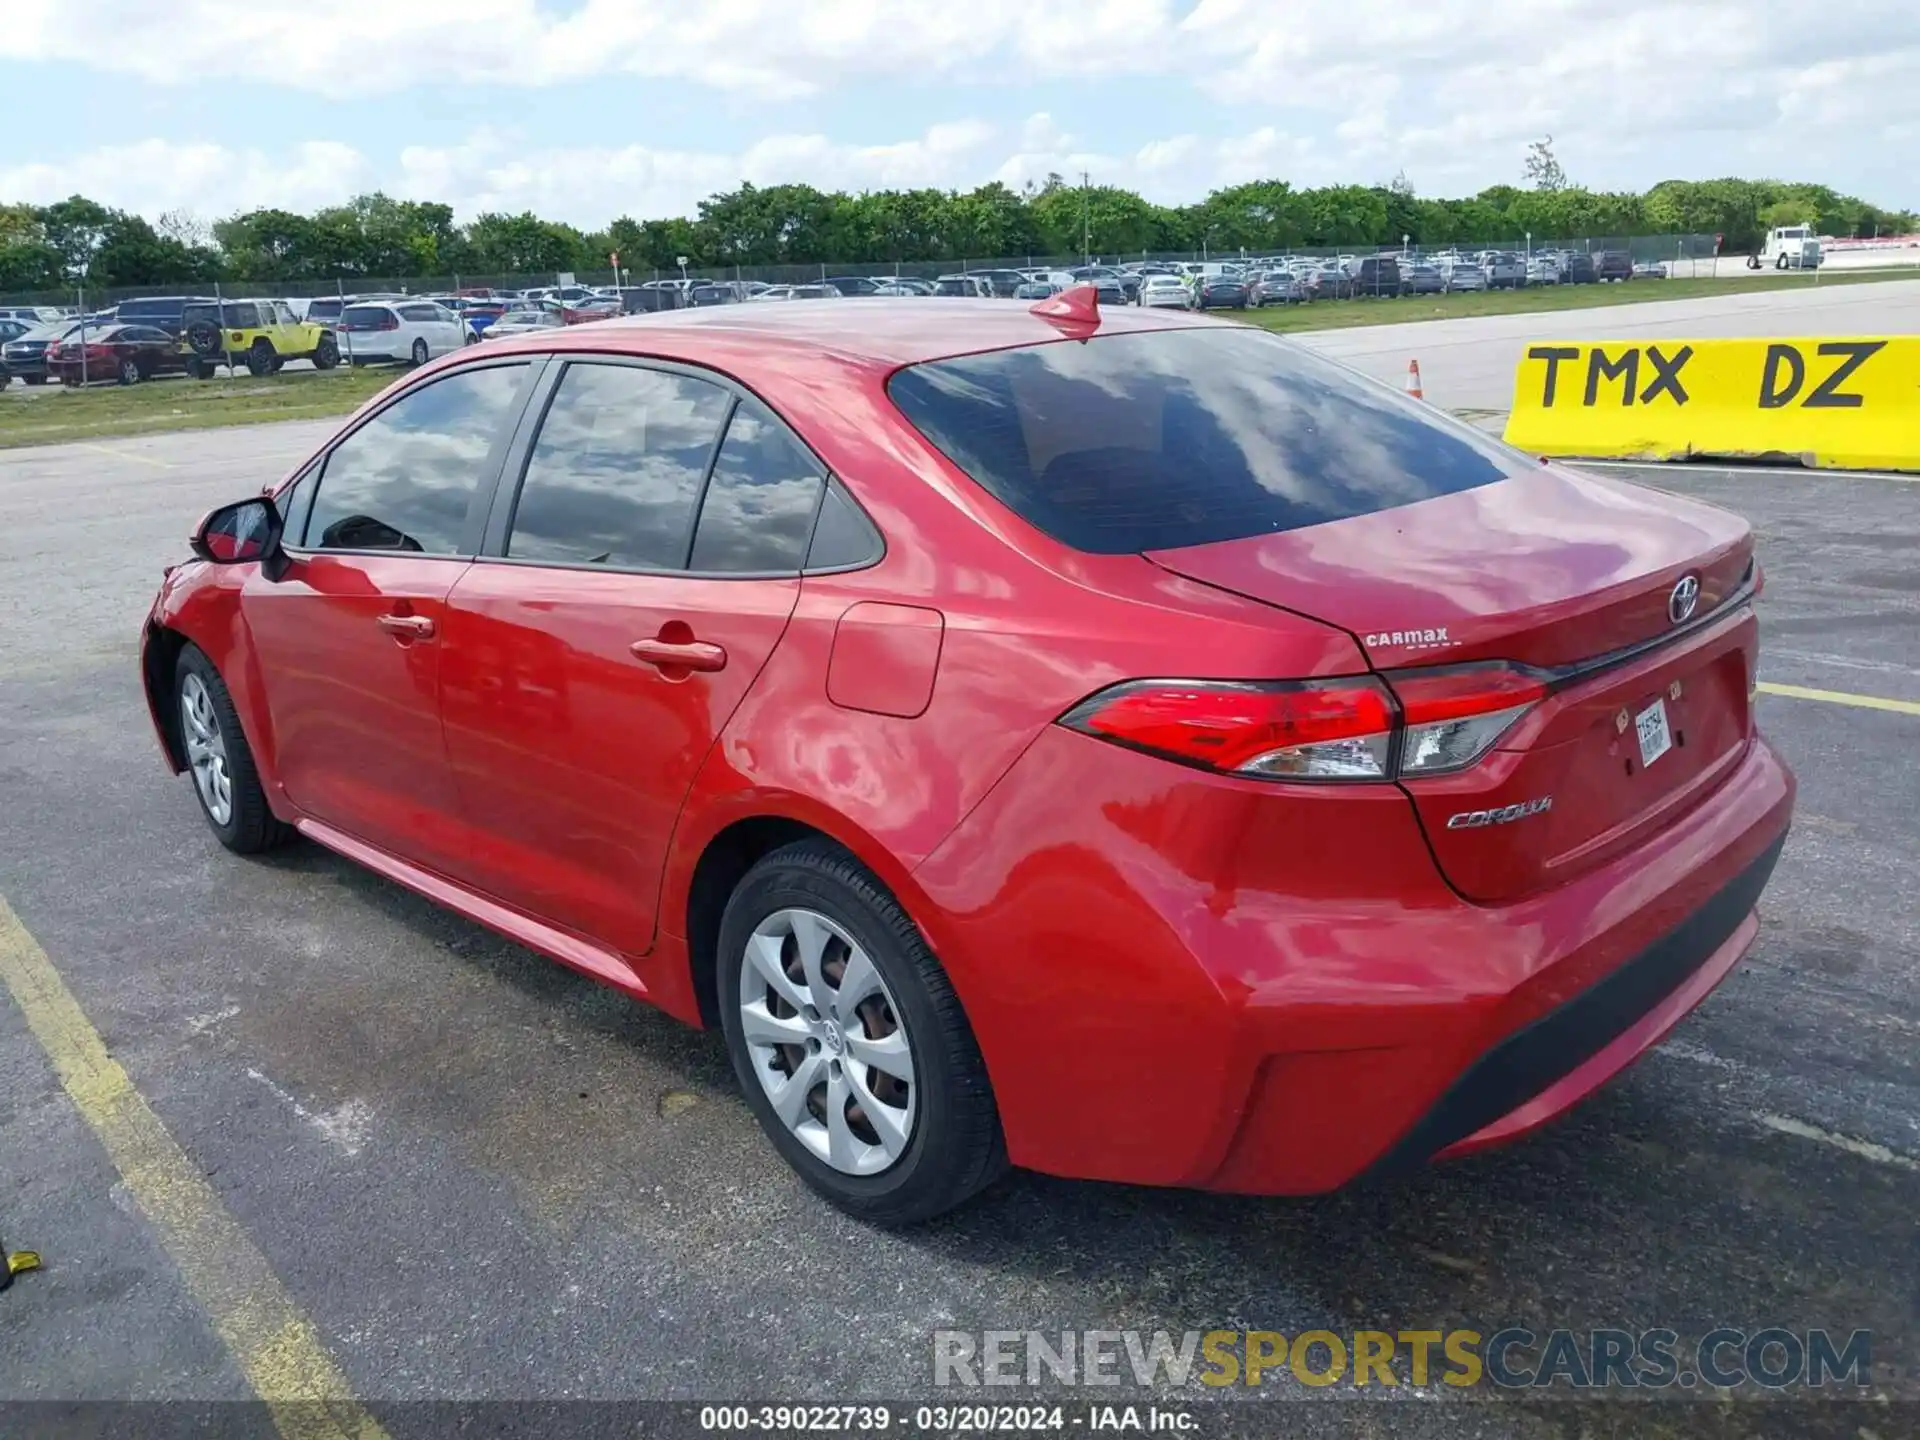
[{"x1": 182, "y1": 299, "x2": 341, "y2": 378}]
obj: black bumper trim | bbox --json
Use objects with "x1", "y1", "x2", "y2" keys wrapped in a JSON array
[{"x1": 1370, "y1": 829, "x2": 1786, "y2": 1176}]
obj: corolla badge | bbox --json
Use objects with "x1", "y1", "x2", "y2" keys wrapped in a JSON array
[
  {"x1": 1668, "y1": 574, "x2": 1701, "y2": 625},
  {"x1": 1446, "y1": 797, "x2": 1553, "y2": 829}
]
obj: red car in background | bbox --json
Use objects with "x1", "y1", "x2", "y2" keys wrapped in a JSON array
[
  {"x1": 49, "y1": 323, "x2": 191, "y2": 386},
  {"x1": 141, "y1": 291, "x2": 1793, "y2": 1223}
]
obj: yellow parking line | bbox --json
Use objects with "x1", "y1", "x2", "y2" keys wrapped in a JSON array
[
  {"x1": 1758, "y1": 681, "x2": 1920, "y2": 716},
  {"x1": 0, "y1": 896, "x2": 388, "y2": 1440},
  {"x1": 72, "y1": 440, "x2": 174, "y2": 469}
]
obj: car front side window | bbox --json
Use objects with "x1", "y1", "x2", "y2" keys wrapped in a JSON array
[{"x1": 302, "y1": 363, "x2": 530, "y2": 555}]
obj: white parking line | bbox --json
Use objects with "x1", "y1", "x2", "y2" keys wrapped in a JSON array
[{"x1": 1751, "y1": 1113, "x2": 1920, "y2": 1172}]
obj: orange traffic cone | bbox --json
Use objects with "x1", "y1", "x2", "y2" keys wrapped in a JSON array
[{"x1": 1405, "y1": 359, "x2": 1425, "y2": 401}]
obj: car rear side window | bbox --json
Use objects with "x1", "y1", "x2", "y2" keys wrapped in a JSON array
[
  {"x1": 507, "y1": 363, "x2": 733, "y2": 570},
  {"x1": 303, "y1": 363, "x2": 528, "y2": 554},
  {"x1": 887, "y1": 326, "x2": 1527, "y2": 555},
  {"x1": 688, "y1": 396, "x2": 826, "y2": 573}
]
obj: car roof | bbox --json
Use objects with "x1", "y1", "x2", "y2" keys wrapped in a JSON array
[{"x1": 470, "y1": 296, "x2": 1220, "y2": 376}]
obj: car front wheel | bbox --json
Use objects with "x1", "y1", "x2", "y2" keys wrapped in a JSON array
[
  {"x1": 718, "y1": 840, "x2": 1006, "y2": 1225},
  {"x1": 174, "y1": 645, "x2": 294, "y2": 854},
  {"x1": 246, "y1": 340, "x2": 276, "y2": 377}
]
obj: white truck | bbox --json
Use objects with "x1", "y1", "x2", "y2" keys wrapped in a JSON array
[{"x1": 1749, "y1": 225, "x2": 1822, "y2": 270}]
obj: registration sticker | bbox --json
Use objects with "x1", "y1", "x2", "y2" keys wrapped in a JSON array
[{"x1": 1636, "y1": 699, "x2": 1673, "y2": 769}]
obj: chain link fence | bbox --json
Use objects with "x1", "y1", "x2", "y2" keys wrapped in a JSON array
[{"x1": 2, "y1": 235, "x2": 1736, "y2": 308}]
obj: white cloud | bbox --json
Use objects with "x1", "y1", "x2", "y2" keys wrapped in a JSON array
[
  {"x1": 1, "y1": 2, "x2": 1914, "y2": 212},
  {"x1": 0, "y1": 140, "x2": 371, "y2": 215}
]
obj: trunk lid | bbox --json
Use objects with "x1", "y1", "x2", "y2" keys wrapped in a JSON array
[{"x1": 1147, "y1": 466, "x2": 1759, "y2": 901}]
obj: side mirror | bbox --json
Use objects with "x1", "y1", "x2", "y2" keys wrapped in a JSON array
[{"x1": 190, "y1": 498, "x2": 284, "y2": 573}]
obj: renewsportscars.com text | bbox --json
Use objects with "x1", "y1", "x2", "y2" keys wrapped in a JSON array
[{"x1": 933, "y1": 1328, "x2": 1872, "y2": 1391}]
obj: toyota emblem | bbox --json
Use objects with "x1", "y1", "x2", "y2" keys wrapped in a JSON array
[{"x1": 1668, "y1": 574, "x2": 1701, "y2": 625}]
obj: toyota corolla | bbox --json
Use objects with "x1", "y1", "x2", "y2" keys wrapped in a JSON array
[{"x1": 142, "y1": 290, "x2": 1793, "y2": 1223}]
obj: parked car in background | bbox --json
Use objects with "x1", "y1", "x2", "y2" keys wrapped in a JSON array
[
  {"x1": 970, "y1": 269, "x2": 1030, "y2": 297},
  {"x1": 1526, "y1": 255, "x2": 1562, "y2": 286},
  {"x1": 0, "y1": 318, "x2": 29, "y2": 386},
  {"x1": 782, "y1": 284, "x2": 841, "y2": 300},
  {"x1": 47, "y1": 323, "x2": 191, "y2": 386},
  {"x1": 481, "y1": 308, "x2": 566, "y2": 340},
  {"x1": 933, "y1": 275, "x2": 994, "y2": 298},
  {"x1": 1594, "y1": 250, "x2": 1635, "y2": 282},
  {"x1": 1072, "y1": 265, "x2": 1141, "y2": 302},
  {"x1": 1554, "y1": 251, "x2": 1598, "y2": 285},
  {"x1": 0, "y1": 306, "x2": 66, "y2": 325},
  {"x1": 1399, "y1": 262, "x2": 1445, "y2": 295},
  {"x1": 1012, "y1": 281, "x2": 1064, "y2": 300},
  {"x1": 1352, "y1": 255, "x2": 1401, "y2": 297},
  {"x1": 1632, "y1": 260, "x2": 1669, "y2": 280},
  {"x1": 1479, "y1": 252, "x2": 1527, "y2": 289},
  {"x1": 689, "y1": 283, "x2": 745, "y2": 307},
  {"x1": 1196, "y1": 275, "x2": 1251, "y2": 310},
  {"x1": 1139, "y1": 274, "x2": 1196, "y2": 309},
  {"x1": 1435, "y1": 257, "x2": 1487, "y2": 292},
  {"x1": 2, "y1": 319, "x2": 104, "y2": 385},
  {"x1": 181, "y1": 299, "x2": 343, "y2": 378},
  {"x1": 822, "y1": 276, "x2": 883, "y2": 297},
  {"x1": 876, "y1": 277, "x2": 936, "y2": 296},
  {"x1": 1307, "y1": 265, "x2": 1356, "y2": 300},
  {"x1": 335, "y1": 300, "x2": 468, "y2": 366},
  {"x1": 1248, "y1": 271, "x2": 1305, "y2": 306}
]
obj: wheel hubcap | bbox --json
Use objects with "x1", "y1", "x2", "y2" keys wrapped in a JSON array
[
  {"x1": 179, "y1": 673, "x2": 232, "y2": 826},
  {"x1": 738, "y1": 908, "x2": 916, "y2": 1176}
]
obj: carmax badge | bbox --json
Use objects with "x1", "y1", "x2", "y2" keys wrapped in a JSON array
[{"x1": 1446, "y1": 797, "x2": 1553, "y2": 829}]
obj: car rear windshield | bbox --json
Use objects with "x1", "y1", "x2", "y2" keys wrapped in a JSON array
[
  {"x1": 342, "y1": 306, "x2": 393, "y2": 326},
  {"x1": 886, "y1": 326, "x2": 1527, "y2": 554}
]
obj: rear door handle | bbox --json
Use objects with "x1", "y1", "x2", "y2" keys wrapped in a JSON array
[
  {"x1": 376, "y1": 613, "x2": 435, "y2": 640},
  {"x1": 629, "y1": 638, "x2": 727, "y2": 672}
]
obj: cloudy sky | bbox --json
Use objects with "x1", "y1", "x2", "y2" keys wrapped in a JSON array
[{"x1": 2, "y1": 0, "x2": 1914, "y2": 226}]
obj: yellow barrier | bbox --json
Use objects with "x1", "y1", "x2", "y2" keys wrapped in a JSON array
[{"x1": 1502, "y1": 337, "x2": 1920, "y2": 471}]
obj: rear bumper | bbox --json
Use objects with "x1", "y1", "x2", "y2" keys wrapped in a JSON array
[{"x1": 915, "y1": 727, "x2": 1794, "y2": 1193}]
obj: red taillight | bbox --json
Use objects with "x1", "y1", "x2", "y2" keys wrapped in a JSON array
[
  {"x1": 1062, "y1": 664, "x2": 1548, "y2": 783},
  {"x1": 1061, "y1": 678, "x2": 1395, "y2": 781},
  {"x1": 1385, "y1": 663, "x2": 1545, "y2": 776}
]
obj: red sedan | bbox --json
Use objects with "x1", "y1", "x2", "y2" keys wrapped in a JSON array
[
  {"x1": 141, "y1": 291, "x2": 1793, "y2": 1223},
  {"x1": 49, "y1": 323, "x2": 191, "y2": 385}
]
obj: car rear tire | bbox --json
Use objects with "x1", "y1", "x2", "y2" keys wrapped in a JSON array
[
  {"x1": 246, "y1": 340, "x2": 276, "y2": 377},
  {"x1": 410, "y1": 338, "x2": 430, "y2": 366},
  {"x1": 312, "y1": 334, "x2": 340, "y2": 371},
  {"x1": 23, "y1": 374, "x2": 45, "y2": 386},
  {"x1": 117, "y1": 357, "x2": 140, "y2": 386},
  {"x1": 717, "y1": 840, "x2": 1007, "y2": 1225},
  {"x1": 174, "y1": 645, "x2": 295, "y2": 855}
]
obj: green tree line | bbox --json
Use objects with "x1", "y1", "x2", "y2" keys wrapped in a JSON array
[{"x1": 2, "y1": 175, "x2": 1911, "y2": 292}]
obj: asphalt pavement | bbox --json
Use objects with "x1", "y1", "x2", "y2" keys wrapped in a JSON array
[{"x1": 0, "y1": 375, "x2": 1914, "y2": 1432}]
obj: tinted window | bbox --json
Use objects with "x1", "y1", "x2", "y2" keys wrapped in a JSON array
[
  {"x1": 805, "y1": 481, "x2": 883, "y2": 570},
  {"x1": 342, "y1": 306, "x2": 393, "y2": 327},
  {"x1": 304, "y1": 364, "x2": 527, "y2": 554},
  {"x1": 117, "y1": 299, "x2": 181, "y2": 321},
  {"x1": 224, "y1": 303, "x2": 260, "y2": 327},
  {"x1": 307, "y1": 299, "x2": 343, "y2": 321},
  {"x1": 507, "y1": 364, "x2": 732, "y2": 570},
  {"x1": 887, "y1": 327, "x2": 1525, "y2": 555},
  {"x1": 688, "y1": 397, "x2": 825, "y2": 572},
  {"x1": 400, "y1": 304, "x2": 439, "y2": 323}
]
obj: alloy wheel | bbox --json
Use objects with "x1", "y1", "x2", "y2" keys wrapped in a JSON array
[
  {"x1": 180, "y1": 672, "x2": 232, "y2": 825},
  {"x1": 737, "y1": 907, "x2": 917, "y2": 1175}
]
